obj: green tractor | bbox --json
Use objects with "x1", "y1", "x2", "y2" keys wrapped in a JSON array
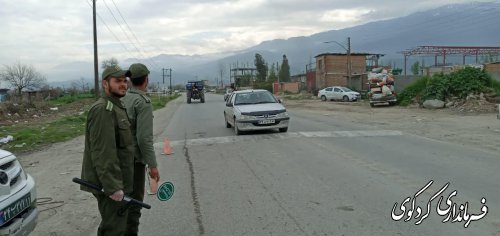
[{"x1": 186, "y1": 81, "x2": 205, "y2": 104}]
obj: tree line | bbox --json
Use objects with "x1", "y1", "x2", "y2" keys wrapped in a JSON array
[{"x1": 234, "y1": 53, "x2": 291, "y2": 90}]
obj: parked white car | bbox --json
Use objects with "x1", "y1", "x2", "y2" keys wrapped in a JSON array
[
  {"x1": 0, "y1": 149, "x2": 38, "y2": 235},
  {"x1": 224, "y1": 90, "x2": 290, "y2": 135},
  {"x1": 318, "y1": 86, "x2": 361, "y2": 102}
]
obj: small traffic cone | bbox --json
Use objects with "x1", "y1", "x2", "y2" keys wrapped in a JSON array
[{"x1": 162, "y1": 138, "x2": 173, "y2": 155}]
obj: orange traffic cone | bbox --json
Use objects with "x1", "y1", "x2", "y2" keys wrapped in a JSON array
[{"x1": 162, "y1": 138, "x2": 173, "y2": 155}]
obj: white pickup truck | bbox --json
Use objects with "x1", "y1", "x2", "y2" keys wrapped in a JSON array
[{"x1": 0, "y1": 149, "x2": 38, "y2": 235}]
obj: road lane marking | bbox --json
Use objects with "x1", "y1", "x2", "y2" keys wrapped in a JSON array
[{"x1": 154, "y1": 130, "x2": 402, "y2": 148}]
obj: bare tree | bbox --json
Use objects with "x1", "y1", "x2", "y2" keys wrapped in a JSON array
[
  {"x1": 72, "y1": 77, "x2": 89, "y2": 93},
  {"x1": 101, "y1": 57, "x2": 119, "y2": 69},
  {"x1": 0, "y1": 62, "x2": 47, "y2": 98}
]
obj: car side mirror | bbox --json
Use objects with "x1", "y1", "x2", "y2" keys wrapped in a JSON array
[{"x1": 278, "y1": 99, "x2": 283, "y2": 103}]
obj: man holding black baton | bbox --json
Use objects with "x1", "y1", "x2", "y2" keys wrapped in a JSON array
[{"x1": 80, "y1": 65, "x2": 135, "y2": 236}]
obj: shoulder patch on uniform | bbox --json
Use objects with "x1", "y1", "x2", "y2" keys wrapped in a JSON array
[
  {"x1": 140, "y1": 94, "x2": 151, "y2": 103},
  {"x1": 106, "y1": 100, "x2": 114, "y2": 111}
]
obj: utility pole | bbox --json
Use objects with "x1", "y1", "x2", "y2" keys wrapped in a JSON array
[
  {"x1": 169, "y1": 68, "x2": 172, "y2": 95},
  {"x1": 162, "y1": 68, "x2": 172, "y2": 94},
  {"x1": 92, "y1": 0, "x2": 99, "y2": 98},
  {"x1": 347, "y1": 37, "x2": 351, "y2": 88},
  {"x1": 162, "y1": 68, "x2": 165, "y2": 85}
]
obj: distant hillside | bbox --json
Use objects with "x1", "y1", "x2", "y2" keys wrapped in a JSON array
[
  {"x1": 235, "y1": 1, "x2": 500, "y2": 74},
  {"x1": 47, "y1": 2, "x2": 500, "y2": 86}
]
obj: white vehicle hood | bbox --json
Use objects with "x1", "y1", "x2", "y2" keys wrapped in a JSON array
[
  {"x1": 0, "y1": 149, "x2": 12, "y2": 159},
  {"x1": 235, "y1": 103, "x2": 286, "y2": 114}
]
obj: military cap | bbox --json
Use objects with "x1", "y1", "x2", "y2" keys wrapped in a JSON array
[
  {"x1": 129, "y1": 63, "x2": 150, "y2": 79},
  {"x1": 102, "y1": 65, "x2": 130, "y2": 80}
]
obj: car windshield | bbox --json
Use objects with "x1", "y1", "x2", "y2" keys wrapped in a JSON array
[{"x1": 234, "y1": 91, "x2": 277, "y2": 105}]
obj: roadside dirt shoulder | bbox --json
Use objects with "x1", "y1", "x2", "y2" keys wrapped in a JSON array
[
  {"x1": 18, "y1": 97, "x2": 183, "y2": 236},
  {"x1": 16, "y1": 97, "x2": 499, "y2": 236},
  {"x1": 285, "y1": 99, "x2": 500, "y2": 153}
]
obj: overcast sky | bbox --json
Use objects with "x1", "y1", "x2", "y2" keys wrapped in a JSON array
[{"x1": 0, "y1": 0, "x2": 493, "y2": 75}]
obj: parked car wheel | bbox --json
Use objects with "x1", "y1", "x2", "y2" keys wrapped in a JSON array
[
  {"x1": 370, "y1": 103, "x2": 375, "y2": 107},
  {"x1": 343, "y1": 95, "x2": 349, "y2": 102},
  {"x1": 225, "y1": 115, "x2": 231, "y2": 128},
  {"x1": 321, "y1": 95, "x2": 327, "y2": 101}
]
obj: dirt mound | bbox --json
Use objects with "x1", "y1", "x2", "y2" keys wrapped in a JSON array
[{"x1": 447, "y1": 94, "x2": 499, "y2": 113}]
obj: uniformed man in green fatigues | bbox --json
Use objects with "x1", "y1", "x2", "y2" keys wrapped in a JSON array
[
  {"x1": 81, "y1": 66, "x2": 135, "y2": 236},
  {"x1": 122, "y1": 63, "x2": 160, "y2": 236}
]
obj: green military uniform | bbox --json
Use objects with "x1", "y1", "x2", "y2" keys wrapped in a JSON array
[
  {"x1": 122, "y1": 64, "x2": 158, "y2": 235},
  {"x1": 81, "y1": 66, "x2": 134, "y2": 236},
  {"x1": 122, "y1": 87, "x2": 158, "y2": 168}
]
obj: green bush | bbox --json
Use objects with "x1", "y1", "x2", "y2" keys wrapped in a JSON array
[
  {"x1": 486, "y1": 77, "x2": 500, "y2": 95},
  {"x1": 423, "y1": 73, "x2": 450, "y2": 101},
  {"x1": 447, "y1": 67, "x2": 490, "y2": 98},
  {"x1": 397, "y1": 76, "x2": 428, "y2": 106},
  {"x1": 398, "y1": 67, "x2": 495, "y2": 106}
]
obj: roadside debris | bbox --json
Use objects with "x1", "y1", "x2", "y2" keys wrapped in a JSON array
[
  {"x1": 14, "y1": 143, "x2": 26, "y2": 148},
  {"x1": 0, "y1": 135, "x2": 14, "y2": 144}
]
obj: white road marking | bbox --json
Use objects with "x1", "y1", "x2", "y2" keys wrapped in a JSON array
[{"x1": 154, "y1": 130, "x2": 403, "y2": 148}]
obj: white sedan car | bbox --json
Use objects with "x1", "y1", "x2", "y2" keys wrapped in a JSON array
[
  {"x1": 224, "y1": 89, "x2": 290, "y2": 135},
  {"x1": 318, "y1": 86, "x2": 361, "y2": 102}
]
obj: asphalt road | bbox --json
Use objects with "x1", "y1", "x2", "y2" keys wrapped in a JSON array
[{"x1": 139, "y1": 93, "x2": 500, "y2": 236}]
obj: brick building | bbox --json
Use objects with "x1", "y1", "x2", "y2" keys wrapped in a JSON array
[{"x1": 315, "y1": 53, "x2": 381, "y2": 90}]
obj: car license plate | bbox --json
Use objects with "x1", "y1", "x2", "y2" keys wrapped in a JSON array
[
  {"x1": 0, "y1": 193, "x2": 31, "y2": 226},
  {"x1": 258, "y1": 119, "x2": 275, "y2": 124}
]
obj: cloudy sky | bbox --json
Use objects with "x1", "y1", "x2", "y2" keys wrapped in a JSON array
[{"x1": 0, "y1": 0, "x2": 493, "y2": 76}]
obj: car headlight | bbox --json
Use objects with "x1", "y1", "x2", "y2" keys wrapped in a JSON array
[
  {"x1": 239, "y1": 114, "x2": 253, "y2": 120},
  {"x1": 276, "y1": 112, "x2": 289, "y2": 118}
]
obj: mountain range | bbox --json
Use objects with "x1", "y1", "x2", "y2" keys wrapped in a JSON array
[{"x1": 47, "y1": 2, "x2": 500, "y2": 88}]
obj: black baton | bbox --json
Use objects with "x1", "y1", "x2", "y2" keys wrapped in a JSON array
[{"x1": 73, "y1": 177, "x2": 151, "y2": 209}]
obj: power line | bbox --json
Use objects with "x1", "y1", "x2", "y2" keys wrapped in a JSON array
[
  {"x1": 86, "y1": 0, "x2": 136, "y2": 59},
  {"x1": 102, "y1": 0, "x2": 161, "y2": 71},
  {"x1": 85, "y1": 0, "x2": 160, "y2": 72},
  {"x1": 110, "y1": 0, "x2": 164, "y2": 62},
  {"x1": 107, "y1": 0, "x2": 162, "y2": 71},
  {"x1": 102, "y1": 0, "x2": 137, "y2": 50}
]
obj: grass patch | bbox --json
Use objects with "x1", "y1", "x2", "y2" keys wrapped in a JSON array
[
  {"x1": 150, "y1": 94, "x2": 181, "y2": 110},
  {"x1": 489, "y1": 79, "x2": 500, "y2": 95},
  {"x1": 1, "y1": 94, "x2": 180, "y2": 154},
  {"x1": 1, "y1": 113, "x2": 87, "y2": 153},
  {"x1": 48, "y1": 93, "x2": 95, "y2": 106}
]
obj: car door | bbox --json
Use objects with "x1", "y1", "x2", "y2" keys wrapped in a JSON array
[
  {"x1": 225, "y1": 93, "x2": 236, "y2": 125},
  {"x1": 324, "y1": 87, "x2": 333, "y2": 100},
  {"x1": 333, "y1": 87, "x2": 342, "y2": 100}
]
